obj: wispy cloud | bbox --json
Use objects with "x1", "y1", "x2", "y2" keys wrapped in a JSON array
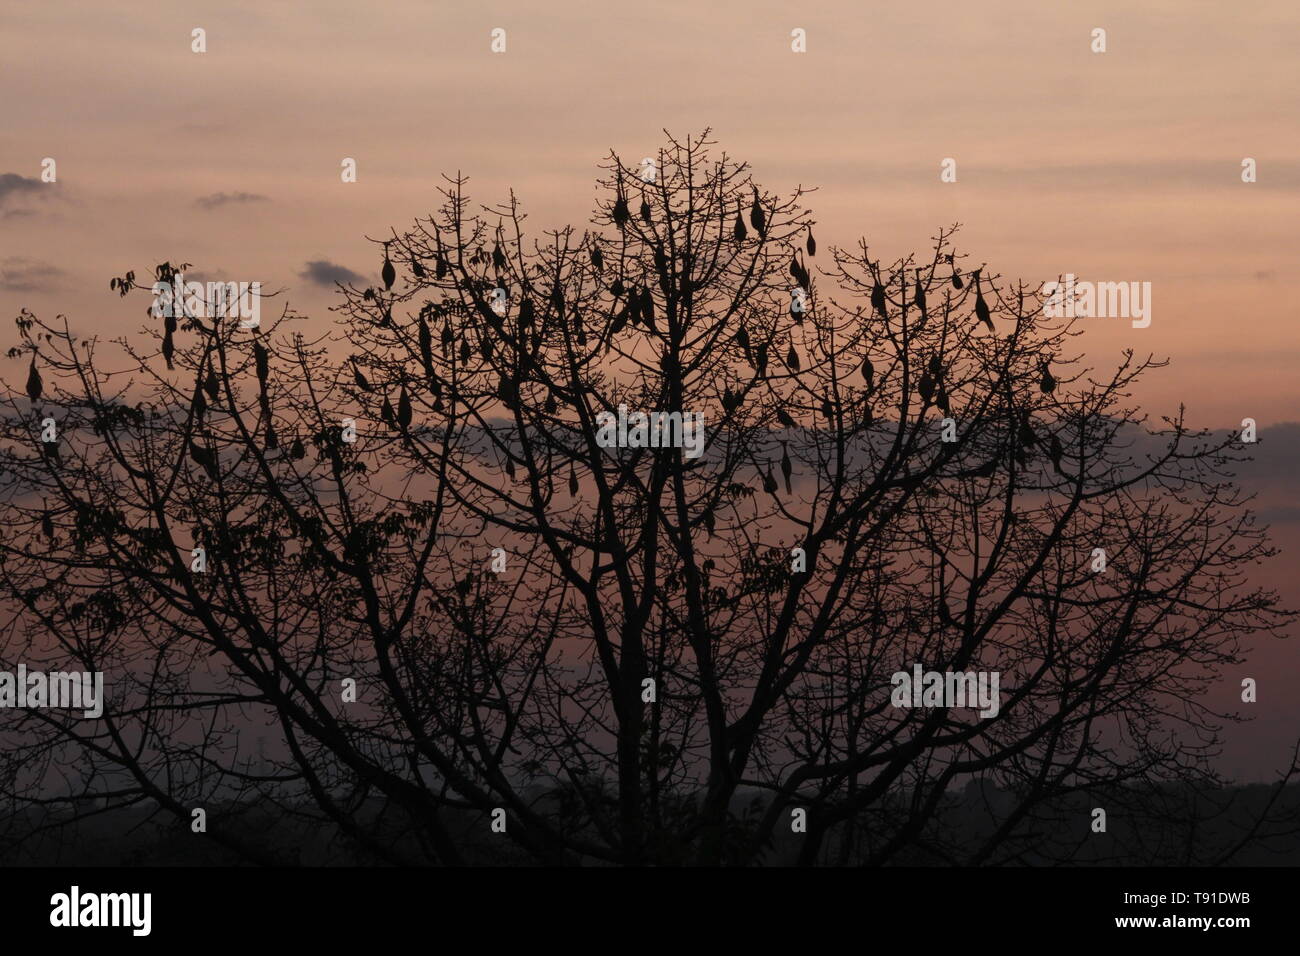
[
  {"x1": 1255, "y1": 505, "x2": 1300, "y2": 525},
  {"x1": 0, "y1": 173, "x2": 52, "y2": 217},
  {"x1": 0, "y1": 173, "x2": 42, "y2": 204},
  {"x1": 194, "y1": 191, "x2": 269, "y2": 210},
  {"x1": 298, "y1": 260, "x2": 364, "y2": 287},
  {"x1": 0, "y1": 256, "x2": 67, "y2": 292}
]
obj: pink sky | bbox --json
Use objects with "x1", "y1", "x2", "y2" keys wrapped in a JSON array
[{"x1": 3, "y1": 0, "x2": 1297, "y2": 426}]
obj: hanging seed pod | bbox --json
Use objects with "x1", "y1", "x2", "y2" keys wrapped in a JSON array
[
  {"x1": 871, "y1": 282, "x2": 887, "y2": 317},
  {"x1": 610, "y1": 304, "x2": 629, "y2": 336},
  {"x1": 162, "y1": 324, "x2": 175, "y2": 370},
  {"x1": 749, "y1": 188, "x2": 766, "y2": 236},
  {"x1": 381, "y1": 243, "x2": 396, "y2": 290},
  {"x1": 190, "y1": 442, "x2": 219, "y2": 481},
  {"x1": 351, "y1": 361, "x2": 372, "y2": 393},
  {"x1": 397, "y1": 387, "x2": 412, "y2": 429},
  {"x1": 26, "y1": 356, "x2": 42, "y2": 402},
  {"x1": 254, "y1": 341, "x2": 269, "y2": 386},
  {"x1": 419, "y1": 317, "x2": 434, "y2": 375},
  {"x1": 974, "y1": 271, "x2": 993, "y2": 331},
  {"x1": 639, "y1": 288, "x2": 655, "y2": 328},
  {"x1": 1040, "y1": 359, "x2": 1057, "y2": 394}
]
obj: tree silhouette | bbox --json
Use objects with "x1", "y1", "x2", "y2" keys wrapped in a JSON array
[{"x1": 1, "y1": 132, "x2": 1294, "y2": 866}]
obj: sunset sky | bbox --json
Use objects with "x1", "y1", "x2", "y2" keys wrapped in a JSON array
[{"x1": 1, "y1": 0, "x2": 1297, "y2": 779}]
